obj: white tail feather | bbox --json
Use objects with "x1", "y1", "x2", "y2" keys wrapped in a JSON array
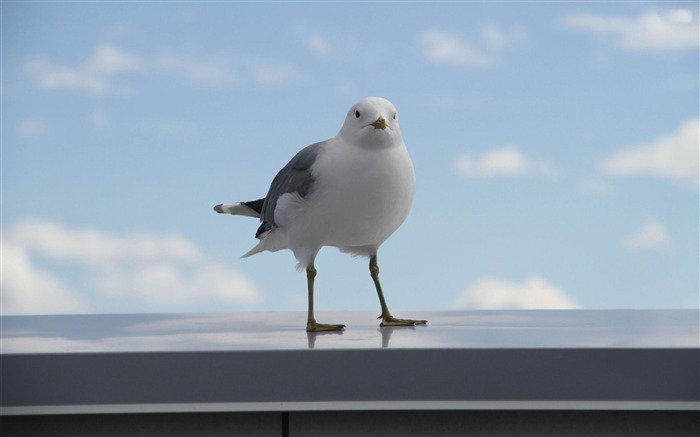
[
  {"x1": 241, "y1": 229, "x2": 288, "y2": 258},
  {"x1": 241, "y1": 242, "x2": 264, "y2": 258},
  {"x1": 214, "y1": 202, "x2": 260, "y2": 218}
]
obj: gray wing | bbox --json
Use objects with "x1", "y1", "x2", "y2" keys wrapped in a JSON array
[{"x1": 255, "y1": 141, "x2": 326, "y2": 239}]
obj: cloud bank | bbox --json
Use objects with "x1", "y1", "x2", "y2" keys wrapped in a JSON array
[
  {"x1": 418, "y1": 25, "x2": 526, "y2": 68},
  {"x1": 562, "y1": 9, "x2": 698, "y2": 53},
  {"x1": 600, "y1": 119, "x2": 699, "y2": 187},
  {"x1": 455, "y1": 146, "x2": 560, "y2": 179},
  {"x1": 2, "y1": 242, "x2": 91, "y2": 315},
  {"x1": 24, "y1": 44, "x2": 146, "y2": 95},
  {"x1": 455, "y1": 276, "x2": 579, "y2": 310},
  {"x1": 2, "y1": 218, "x2": 262, "y2": 315},
  {"x1": 625, "y1": 219, "x2": 669, "y2": 250},
  {"x1": 24, "y1": 44, "x2": 303, "y2": 95}
]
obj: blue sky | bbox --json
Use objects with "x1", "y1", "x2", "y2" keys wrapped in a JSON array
[{"x1": 3, "y1": 1, "x2": 698, "y2": 316}]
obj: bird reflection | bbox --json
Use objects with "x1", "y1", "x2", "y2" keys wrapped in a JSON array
[
  {"x1": 307, "y1": 322, "x2": 426, "y2": 349},
  {"x1": 306, "y1": 330, "x2": 344, "y2": 349},
  {"x1": 380, "y1": 326, "x2": 394, "y2": 348},
  {"x1": 380, "y1": 325, "x2": 424, "y2": 348}
]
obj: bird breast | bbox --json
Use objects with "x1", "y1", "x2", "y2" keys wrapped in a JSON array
[{"x1": 302, "y1": 140, "x2": 416, "y2": 247}]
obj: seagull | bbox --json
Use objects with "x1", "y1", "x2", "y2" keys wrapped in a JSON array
[{"x1": 214, "y1": 97, "x2": 427, "y2": 332}]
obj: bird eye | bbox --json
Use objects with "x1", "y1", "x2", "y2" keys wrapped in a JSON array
[
  {"x1": 393, "y1": 112, "x2": 397, "y2": 120},
  {"x1": 355, "y1": 110, "x2": 360, "y2": 118}
]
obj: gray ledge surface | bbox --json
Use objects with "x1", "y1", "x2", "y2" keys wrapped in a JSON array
[{"x1": 2, "y1": 310, "x2": 698, "y2": 415}]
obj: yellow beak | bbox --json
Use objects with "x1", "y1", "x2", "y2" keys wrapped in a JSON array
[{"x1": 371, "y1": 116, "x2": 387, "y2": 130}]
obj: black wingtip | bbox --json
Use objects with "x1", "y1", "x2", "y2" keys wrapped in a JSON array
[
  {"x1": 213, "y1": 204, "x2": 224, "y2": 213},
  {"x1": 242, "y1": 199, "x2": 265, "y2": 215}
]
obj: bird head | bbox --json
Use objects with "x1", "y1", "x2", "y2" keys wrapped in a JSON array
[{"x1": 337, "y1": 97, "x2": 403, "y2": 149}]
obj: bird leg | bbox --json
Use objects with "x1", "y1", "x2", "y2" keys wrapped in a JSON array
[
  {"x1": 370, "y1": 255, "x2": 427, "y2": 327},
  {"x1": 306, "y1": 264, "x2": 346, "y2": 332}
]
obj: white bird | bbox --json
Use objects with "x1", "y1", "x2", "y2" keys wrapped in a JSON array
[{"x1": 215, "y1": 97, "x2": 427, "y2": 331}]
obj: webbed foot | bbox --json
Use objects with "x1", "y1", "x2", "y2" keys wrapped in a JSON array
[
  {"x1": 306, "y1": 321, "x2": 346, "y2": 332},
  {"x1": 380, "y1": 315, "x2": 428, "y2": 327}
]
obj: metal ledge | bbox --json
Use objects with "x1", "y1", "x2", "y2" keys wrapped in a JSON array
[{"x1": 2, "y1": 310, "x2": 698, "y2": 415}]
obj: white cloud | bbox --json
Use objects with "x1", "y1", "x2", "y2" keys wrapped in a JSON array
[
  {"x1": 577, "y1": 177, "x2": 617, "y2": 197},
  {"x1": 96, "y1": 259, "x2": 260, "y2": 307},
  {"x1": 455, "y1": 276, "x2": 579, "y2": 310},
  {"x1": 561, "y1": 9, "x2": 699, "y2": 53},
  {"x1": 419, "y1": 30, "x2": 491, "y2": 68},
  {"x1": 9, "y1": 218, "x2": 203, "y2": 266},
  {"x1": 481, "y1": 24, "x2": 527, "y2": 51},
  {"x1": 91, "y1": 109, "x2": 108, "y2": 129},
  {"x1": 600, "y1": 119, "x2": 699, "y2": 187},
  {"x1": 155, "y1": 53, "x2": 234, "y2": 84},
  {"x1": 86, "y1": 44, "x2": 145, "y2": 75},
  {"x1": 3, "y1": 218, "x2": 262, "y2": 314},
  {"x1": 306, "y1": 34, "x2": 332, "y2": 56},
  {"x1": 2, "y1": 243, "x2": 91, "y2": 315},
  {"x1": 418, "y1": 26, "x2": 526, "y2": 68},
  {"x1": 455, "y1": 146, "x2": 560, "y2": 179},
  {"x1": 625, "y1": 219, "x2": 669, "y2": 250},
  {"x1": 24, "y1": 44, "x2": 235, "y2": 95},
  {"x1": 25, "y1": 44, "x2": 304, "y2": 94},
  {"x1": 24, "y1": 44, "x2": 145, "y2": 95},
  {"x1": 295, "y1": 26, "x2": 371, "y2": 61},
  {"x1": 251, "y1": 62, "x2": 303, "y2": 86},
  {"x1": 18, "y1": 120, "x2": 43, "y2": 137}
]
